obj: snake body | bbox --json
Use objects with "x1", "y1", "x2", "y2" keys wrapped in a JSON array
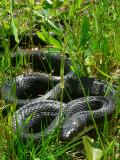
[{"x1": 1, "y1": 50, "x2": 116, "y2": 141}]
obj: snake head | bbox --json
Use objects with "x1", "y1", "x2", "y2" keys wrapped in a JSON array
[{"x1": 60, "y1": 113, "x2": 87, "y2": 141}]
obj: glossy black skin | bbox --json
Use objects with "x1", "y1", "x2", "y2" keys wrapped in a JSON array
[
  {"x1": 11, "y1": 72, "x2": 116, "y2": 141},
  {"x1": 1, "y1": 50, "x2": 116, "y2": 142}
]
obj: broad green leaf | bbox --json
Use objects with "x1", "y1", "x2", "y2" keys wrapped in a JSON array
[
  {"x1": 80, "y1": 15, "x2": 90, "y2": 47},
  {"x1": 92, "y1": 147, "x2": 103, "y2": 160},
  {"x1": 11, "y1": 18, "x2": 19, "y2": 43},
  {"x1": 47, "y1": 35, "x2": 62, "y2": 49},
  {"x1": 37, "y1": 28, "x2": 62, "y2": 49},
  {"x1": 83, "y1": 136, "x2": 93, "y2": 160},
  {"x1": 83, "y1": 136, "x2": 103, "y2": 160},
  {"x1": 37, "y1": 31, "x2": 46, "y2": 42}
]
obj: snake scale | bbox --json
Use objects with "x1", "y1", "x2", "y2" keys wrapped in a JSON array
[{"x1": 1, "y1": 50, "x2": 117, "y2": 141}]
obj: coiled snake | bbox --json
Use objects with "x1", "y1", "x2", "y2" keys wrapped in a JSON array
[{"x1": 1, "y1": 50, "x2": 116, "y2": 141}]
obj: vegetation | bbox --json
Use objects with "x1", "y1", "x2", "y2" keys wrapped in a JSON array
[{"x1": 0, "y1": 0, "x2": 120, "y2": 159}]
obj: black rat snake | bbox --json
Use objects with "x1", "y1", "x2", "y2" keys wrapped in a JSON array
[{"x1": 1, "y1": 50, "x2": 117, "y2": 141}]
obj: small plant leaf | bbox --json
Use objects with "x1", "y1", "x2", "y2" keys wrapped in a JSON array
[
  {"x1": 29, "y1": 0, "x2": 35, "y2": 7},
  {"x1": 69, "y1": 0, "x2": 83, "y2": 17},
  {"x1": 11, "y1": 18, "x2": 19, "y2": 44},
  {"x1": 10, "y1": 0, "x2": 19, "y2": 43},
  {"x1": 47, "y1": 154, "x2": 56, "y2": 160},
  {"x1": 83, "y1": 136, "x2": 103, "y2": 160},
  {"x1": 37, "y1": 31, "x2": 46, "y2": 42},
  {"x1": 46, "y1": 0, "x2": 52, "y2": 5},
  {"x1": 75, "y1": 0, "x2": 83, "y2": 9},
  {"x1": 92, "y1": 147, "x2": 103, "y2": 160},
  {"x1": 24, "y1": 113, "x2": 35, "y2": 125},
  {"x1": 37, "y1": 28, "x2": 62, "y2": 49},
  {"x1": 48, "y1": 35, "x2": 62, "y2": 49}
]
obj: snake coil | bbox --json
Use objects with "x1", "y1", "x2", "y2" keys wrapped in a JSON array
[{"x1": 1, "y1": 50, "x2": 116, "y2": 141}]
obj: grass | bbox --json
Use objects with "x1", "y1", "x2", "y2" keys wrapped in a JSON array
[{"x1": 0, "y1": 0, "x2": 120, "y2": 159}]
